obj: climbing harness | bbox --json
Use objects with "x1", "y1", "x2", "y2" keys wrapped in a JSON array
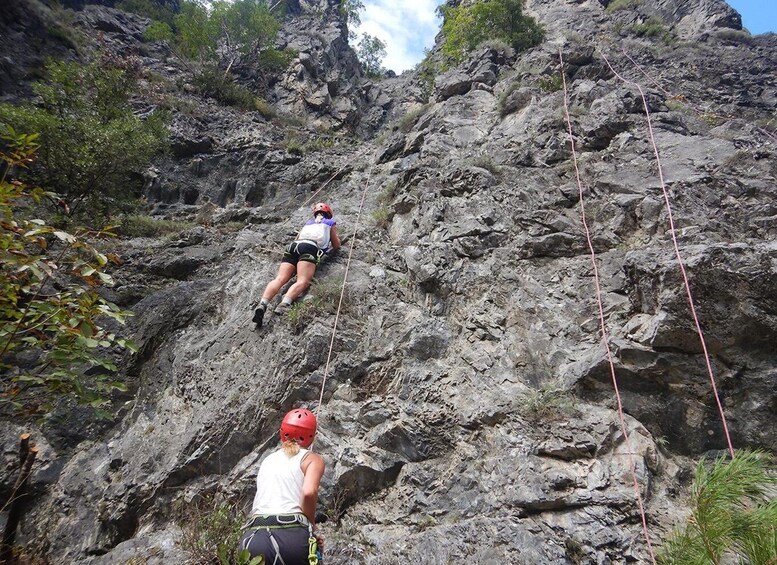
[
  {"x1": 599, "y1": 50, "x2": 735, "y2": 458},
  {"x1": 559, "y1": 48, "x2": 657, "y2": 565},
  {"x1": 242, "y1": 513, "x2": 312, "y2": 529},
  {"x1": 283, "y1": 241, "x2": 326, "y2": 265},
  {"x1": 240, "y1": 514, "x2": 320, "y2": 565}
]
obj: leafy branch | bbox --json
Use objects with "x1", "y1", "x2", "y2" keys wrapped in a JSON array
[{"x1": 0, "y1": 128, "x2": 137, "y2": 416}]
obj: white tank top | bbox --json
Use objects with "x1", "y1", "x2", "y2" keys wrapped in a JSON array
[{"x1": 250, "y1": 448, "x2": 308, "y2": 515}]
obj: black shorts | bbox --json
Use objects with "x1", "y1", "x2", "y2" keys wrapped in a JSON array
[
  {"x1": 239, "y1": 524, "x2": 315, "y2": 565},
  {"x1": 282, "y1": 241, "x2": 325, "y2": 265}
]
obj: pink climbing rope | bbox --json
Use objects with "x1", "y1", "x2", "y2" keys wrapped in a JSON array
[
  {"x1": 599, "y1": 51, "x2": 735, "y2": 459},
  {"x1": 315, "y1": 160, "x2": 375, "y2": 414},
  {"x1": 619, "y1": 47, "x2": 777, "y2": 146},
  {"x1": 559, "y1": 49, "x2": 658, "y2": 564}
]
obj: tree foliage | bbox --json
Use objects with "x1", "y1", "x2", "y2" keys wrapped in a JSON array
[
  {"x1": 659, "y1": 450, "x2": 777, "y2": 565},
  {"x1": 0, "y1": 59, "x2": 167, "y2": 219},
  {"x1": 171, "y1": 0, "x2": 294, "y2": 80},
  {"x1": 339, "y1": 0, "x2": 364, "y2": 33},
  {"x1": 0, "y1": 129, "x2": 136, "y2": 416},
  {"x1": 357, "y1": 33, "x2": 387, "y2": 78},
  {"x1": 438, "y1": 0, "x2": 544, "y2": 64},
  {"x1": 143, "y1": 0, "x2": 295, "y2": 102},
  {"x1": 338, "y1": 0, "x2": 387, "y2": 77}
]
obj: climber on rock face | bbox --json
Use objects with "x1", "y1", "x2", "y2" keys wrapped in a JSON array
[
  {"x1": 239, "y1": 408, "x2": 325, "y2": 564},
  {"x1": 253, "y1": 202, "x2": 340, "y2": 327}
]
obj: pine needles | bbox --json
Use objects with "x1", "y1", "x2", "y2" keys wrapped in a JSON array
[{"x1": 659, "y1": 450, "x2": 777, "y2": 565}]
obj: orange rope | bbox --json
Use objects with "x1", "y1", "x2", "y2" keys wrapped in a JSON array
[
  {"x1": 559, "y1": 48, "x2": 657, "y2": 564},
  {"x1": 279, "y1": 146, "x2": 370, "y2": 229},
  {"x1": 600, "y1": 50, "x2": 735, "y2": 459},
  {"x1": 315, "y1": 156, "x2": 376, "y2": 415}
]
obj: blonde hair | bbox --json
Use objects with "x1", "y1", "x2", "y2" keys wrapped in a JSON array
[{"x1": 282, "y1": 440, "x2": 301, "y2": 457}]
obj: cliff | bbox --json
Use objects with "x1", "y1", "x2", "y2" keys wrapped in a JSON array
[{"x1": 1, "y1": 0, "x2": 775, "y2": 562}]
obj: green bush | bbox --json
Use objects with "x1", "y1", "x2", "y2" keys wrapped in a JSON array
[
  {"x1": 0, "y1": 59, "x2": 167, "y2": 220},
  {"x1": 114, "y1": 215, "x2": 194, "y2": 238},
  {"x1": 415, "y1": 53, "x2": 437, "y2": 102},
  {"x1": 371, "y1": 206, "x2": 393, "y2": 230},
  {"x1": 519, "y1": 385, "x2": 575, "y2": 422},
  {"x1": 339, "y1": 0, "x2": 364, "y2": 30},
  {"x1": 398, "y1": 104, "x2": 431, "y2": 133},
  {"x1": 714, "y1": 29, "x2": 753, "y2": 44},
  {"x1": 497, "y1": 80, "x2": 521, "y2": 116},
  {"x1": 174, "y1": 0, "x2": 289, "y2": 70},
  {"x1": 253, "y1": 97, "x2": 275, "y2": 119},
  {"x1": 658, "y1": 450, "x2": 777, "y2": 564},
  {"x1": 604, "y1": 0, "x2": 641, "y2": 13},
  {"x1": 144, "y1": 20, "x2": 174, "y2": 43},
  {"x1": 439, "y1": 0, "x2": 544, "y2": 65},
  {"x1": 470, "y1": 155, "x2": 503, "y2": 176},
  {"x1": 631, "y1": 17, "x2": 667, "y2": 37},
  {"x1": 180, "y1": 497, "x2": 261, "y2": 565},
  {"x1": 286, "y1": 278, "x2": 345, "y2": 332},
  {"x1": 0, "y1": 130, "x2": 135, "y2": 416},
  {"x1": 537, "y1": 74, "x2": 563, "y2": 92},
  {"x1": 357, "y1": 34, "x2": 387, "y2": 78},
  {"x1": 192, "y1": 67, "x2": 257, "y2": 109}
]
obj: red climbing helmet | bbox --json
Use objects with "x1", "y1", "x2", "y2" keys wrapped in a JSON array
[
  {"x1": 280, "y1": 408, "x2": 317, "y2": 447},
  {"x1": 312, "y1": 202, "x2": 333, "y2": 219}
]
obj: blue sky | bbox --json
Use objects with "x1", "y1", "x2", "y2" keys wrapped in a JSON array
[
  {"x1": 726, "y1": 0, "x2": 777, "y2": 34},
  {"x1": 353, "y1": 0, "x2": 441, "y2": 73},
  {"x1": 355, "y1": 1, "x2": 776, "y2": 74}
]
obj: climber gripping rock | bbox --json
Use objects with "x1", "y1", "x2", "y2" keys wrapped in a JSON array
[
  {"x1": 238, "y1": 408, "x2": 325, "y2": 565},
  {"x1": 253, "y1": 203, "x2": 341, "y2": 327}
]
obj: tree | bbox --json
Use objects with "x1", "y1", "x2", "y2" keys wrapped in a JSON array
[
  {"x1": 162, "y1": 0, "x2": 294, "y2": 99},
  {"x1": 659, "y1": 450, "x2": 777, "y2": 564},
  {"x1": 340, "y1": 0, "x2": 364, "y2": 37},
  {"x1": 0, "y1": 128, "x2": 136, "y2": 416},
  {"x1": 0, "y1": 59, "x2": 167, "y2": 219},
  {"x1": 357, "y1": 33, "x2": 387, "y2": 77},
  {"x1": 439, "y1": 0, "x2": 544, "y2": 65}
]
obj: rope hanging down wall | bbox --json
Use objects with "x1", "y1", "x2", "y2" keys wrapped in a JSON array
[
  {"x1": 599, "y1": 51, "x2": 735, "y2": 459},
  {"x1": 316, "y1": 157, "x2": 377, "y2": 416},
  {"x1": 559, "y1": 48, "x2": 657, "y2": 565}
]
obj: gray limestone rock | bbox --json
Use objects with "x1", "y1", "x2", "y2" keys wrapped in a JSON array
[{"x1": 2, "y1": 0, "x2": 777, "y2": 562}]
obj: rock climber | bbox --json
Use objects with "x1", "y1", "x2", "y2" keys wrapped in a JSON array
[
  {"x1": 253, "y1": 202, "x2": 341, "y2": 326},
  {"x1": 238, "y1": 408, "x2": 325, "y2": 564}
]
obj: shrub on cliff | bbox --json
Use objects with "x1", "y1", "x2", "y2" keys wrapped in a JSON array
[
  {"x1": 0, "y1": 58, "x2": 167, "y2": 219},
  {"x1": 438, "y1": 0, "x2": 544, "y2": 65},
  {"x1": 168, "y1": 0, "x2": 295, "y2": 93},
  {"x1": 0, "y1": 129, "x2": 135, "y2": 417}
]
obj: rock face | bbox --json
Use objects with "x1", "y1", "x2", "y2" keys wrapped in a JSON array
[{"x1": 1, "y1": 0, "x2": 776, "y2": 563}]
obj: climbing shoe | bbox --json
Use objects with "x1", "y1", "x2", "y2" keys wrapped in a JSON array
[
  {"x1": 252, "y1": 304, "x2": 266, "y2": 326},
  {"x1": 274, "y1": 302, "x2": 291, "y2": 316}
]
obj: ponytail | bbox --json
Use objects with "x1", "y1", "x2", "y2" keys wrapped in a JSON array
[{"x1": 282, "y1": 440, "x2": 301, "y2": 457}]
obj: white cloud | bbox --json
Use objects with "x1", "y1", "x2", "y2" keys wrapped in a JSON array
[{"x1": 353, "y1": 0, "x2": 441, "y2": 73}]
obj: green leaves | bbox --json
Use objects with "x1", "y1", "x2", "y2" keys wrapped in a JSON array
[
  {"x1": 173, "y1": 0, "x2": 287, "y2": 66},
  {"x1": 659, "y1": 450, "x2": 777, "y2": 565},
  {"x1": 439, "y1": 0, "x2": 544, "y2": 65},
  {"x1": 0, "y1": 131, "x2": 136, "y2": 416},
  {"x1": 356, "y1": 34, "x2": 387, "y2": 78},
  {"x1": 0, "y1": 60, "x2": 167, "y2": 220}
]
